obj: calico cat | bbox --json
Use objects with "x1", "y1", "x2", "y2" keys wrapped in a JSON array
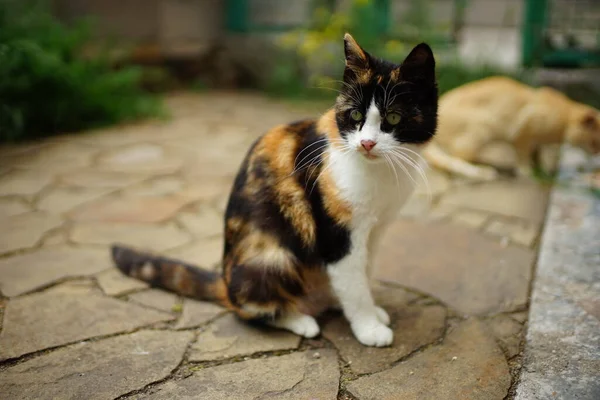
[
  {"x1": 423, "y1": 76, "x2": 600, "y2": 180},
  {"x1": 112, "y1": 34, "x2": 438, "y2": 347}
]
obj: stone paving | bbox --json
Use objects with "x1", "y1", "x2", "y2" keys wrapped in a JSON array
[{"x1": 0, "y1": 93, "x2": 553, "y2": 399}]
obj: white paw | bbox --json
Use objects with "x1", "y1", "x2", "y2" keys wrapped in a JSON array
[
  {"x1": 351, "y1": 319, "x2": 394, "y2": 347},
  {"x1": 271, "y1": 313, "x2": 320, "y2": 338},
  {"x1": 375, "y1": 306, "x2": 391, "y2": 326}
]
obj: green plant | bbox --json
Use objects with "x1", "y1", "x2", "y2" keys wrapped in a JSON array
[
  {"x1": 0, "y1": 0, "x2": 164, "y2": 142},
  {"x1": 266, "y1": 0, "x2": 524, "y2": 100}
]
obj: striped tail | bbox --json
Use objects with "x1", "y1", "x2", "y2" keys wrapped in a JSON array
[{"x1": 111, "y1": 244, "x2": 231, "y2": 308}]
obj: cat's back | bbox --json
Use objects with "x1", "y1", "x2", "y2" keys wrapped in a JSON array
[
  {"x1": 440, "y1": 76, "x2": 533, "y2": 111},
  {"x1": 434, "y1": 76, "x2": 535, "y2": 144}
]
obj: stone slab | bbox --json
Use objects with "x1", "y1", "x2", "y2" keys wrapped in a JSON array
[
  {"x1": 70, "y1": 222, "x2": 191, "y2": 251},
  {"x1": 0, "y1": 198, "x2": 30, "y2": 218},
  {"x1": 0, "y1": 247, "x2": 110, "y2": 297},
  {"x1": 439, "y1": 181, "x2": 549, "y2": 223},
  {"x1": 37, "y1": 187, "x2": 111, "y2": 214},
  {"x1": 347, "y1": 319, "x2": 511, "y2": 400},
  {"x1": 96, "y1": 143, "x2": 183, "y2": 174},
  {"x1": 40, "y1": 229, "x2": 68, "y2": 246},
  {"x1": 486, "y1": 314, "x2": 523, "y2": 358},
  {"x1": 516, "y1": 151, "x2": 600, "y2": 400},
  {"x1": 177, "y1": 209, "x2": 223, "y2": 239},
  {"x1": 96, "y1": 268, "x2": 149, "y2": 296},
  {"x1": 167, "y1": 237, "x2": 224, "y2": 270},
  {"x1": 398, "y1": 194, "x2": 432, "y2": 218},
  {"x1": 189, "y1": 314, "x2": 300, "y2": 361},
  {"x1": 451, "y1": 209, "x2": 489, "y2": 229},
  {"x1": 68, "y1": 191, "x2": 203, "y2": 223},
  {"x1": 7, "y1": 142, "x2": 96, "y2": 172},
  {"x1": 123, "y1": 176, "x2": 185, "y2": 196},
  {"x1": 323, "y1": 304, "x2": 446, "y2": 374},
  {"x1": 0, "y1": 292, "x2": 174, "y2": 360},
  {"x1": 0, "y1": 211, "x2": 63, "y2": 254},
  {"x1": 175, "y1": 298, "x2": 225, "y2": 329},
  {"x1": 139, "y1": 350, "x2": 340, "y2": 400},
  {"x1": 129, "y1": 289, "x2": 179, "y2": 313},
  {"x1": 375, "y1": 220, "x2": 535, "y2": 316},
  {"x1": 485, "y1": 218, "x2": 538, "y2": 247},
  {"x1": 0, "y1": 170, "x2": 53, "y2": 196},
  {"x1": 59, "y1": 169, "x2": 149, "y2": 189},
  {"x1": 0, "y1": 330, "x2": 193, "y2": 400}
]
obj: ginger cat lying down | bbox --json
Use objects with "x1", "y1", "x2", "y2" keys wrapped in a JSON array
[{"x1": 424, "y1": 76, "x2": 600, "y2": 180}]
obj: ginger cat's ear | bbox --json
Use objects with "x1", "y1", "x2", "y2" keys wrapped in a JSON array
[
  {"x1": 343, "y1": 33, "x2": 369, "y2": 72},
  {"x1": 400, "y1": 43, "x2": 436, "y2": 84}
]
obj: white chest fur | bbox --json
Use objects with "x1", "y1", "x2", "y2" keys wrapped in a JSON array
[{"x1": 327, "y1": 147, "x2": 420, "y2": 234}]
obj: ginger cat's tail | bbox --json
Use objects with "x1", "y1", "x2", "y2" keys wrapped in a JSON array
[
  {"x1": 423, "y1": 143, "x2": 499, "y2": 181},
  {"x1": 111, "y1": 244, "x2": 233, "y2": 309}
]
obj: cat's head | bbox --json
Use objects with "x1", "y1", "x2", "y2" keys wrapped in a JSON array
[
  {"x1": 566, "y1": 106, "x2": 600, "y2": 155},
  {"x1": 334, "y1": 33, "x2": 438, "y2": 161}
]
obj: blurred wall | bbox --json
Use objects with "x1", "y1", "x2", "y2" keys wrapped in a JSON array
[
  {"x1": 53, "y1": 0, "x2": 598, "y2": 70},
  {"x1": 54, "y1": 0, "x2": 224, "y2": 59}
]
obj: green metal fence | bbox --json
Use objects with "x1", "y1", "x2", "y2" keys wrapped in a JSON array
[
  {"x1": 522, "y1": 0, "x2": 600, "y2": 68},
  {"x1": 225, "y1": 0, "x2": 464, "y2": 48}
]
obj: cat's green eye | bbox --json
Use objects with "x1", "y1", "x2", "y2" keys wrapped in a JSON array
[
  {"x1": 386, "y1": 112, "x2": 402, "y2": 125},
  {"x1": 350, "y1": 110, "x2": 363, "y2": 121}
]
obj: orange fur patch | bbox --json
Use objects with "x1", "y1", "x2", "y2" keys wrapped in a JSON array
[
  {"x1": 354, "y1": 69, "x2": 373, "y2": 85},
  {"x1": 318, "y1": 109, "x2": 343, "y2": 150},
  {"x1": 252, "y1": 128, "x2": 317, "y2": 247}
]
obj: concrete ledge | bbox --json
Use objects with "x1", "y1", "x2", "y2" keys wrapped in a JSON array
[{"x1": 515, "y1": 146, "x2": 600, "y2": 399}]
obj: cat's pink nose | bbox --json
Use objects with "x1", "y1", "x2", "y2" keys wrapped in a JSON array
[{"x1": 361, "y1": 140, "x2": 377, "y2": 152}]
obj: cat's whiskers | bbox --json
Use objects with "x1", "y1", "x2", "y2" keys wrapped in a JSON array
[
  {"x1": 325, "y1": 79, "x2": 363, "y2": 103},
  {"x1": 290, "y1": 138, "x2": 347, "y2": 178},
  {"x1": 386, "y1": 151, "x2": 419, "y2": 189},
  {"x1": 383, "y1": 153, "x2": 403, "y2": 199},
  {"x1": 390, "y1": 148, "x2": 433, "y2": 204},
  {"x1": 380, "y1": 79, "x2": 392, "y2": 112},
  {"x1": 308, "y1": 146, "x2": 353, "y2": 196},
  {"x1": 387, "y1": 88, "x2": 412, "y2": 109},
  {"x1": 394, "y1": 145, "x2": 428, "y2": 166},
  {"x1": 291, "y1": 139, "x2": 331, "y2": 175},
  {"x1": 304, "y1": 142, "x2": 351, "y2": 187}
]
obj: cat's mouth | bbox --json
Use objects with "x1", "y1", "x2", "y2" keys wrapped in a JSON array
[
  {"x1": 356, "y1": 144, "x2": 380, "y2": 160},
  {"x1": 357, "y1": 148, "x2": 379, "y2": 160}
]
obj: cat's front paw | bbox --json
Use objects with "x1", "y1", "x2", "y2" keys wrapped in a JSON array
[
  {"x1": 288, "y1": 314, "x2": 321, "y2": 338},
  {"x1": 351, "y1": 319, "x2": 394, "y2": 347},
  {"x1": 270, "y1": 313, "x2": 320, "y2": 338},
  {"x1": 375, "y1": 306, "x2": 391, "y2": 326}
]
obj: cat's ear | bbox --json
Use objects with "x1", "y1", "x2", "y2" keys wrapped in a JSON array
[
  {"x1": 400, "y1": 43, "x2": 435, "y2": 84},
  {"x1": 343, "y1": 33, "x2": 371, "y2": 83}
]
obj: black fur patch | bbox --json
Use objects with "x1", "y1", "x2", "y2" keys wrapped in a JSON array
[{"x1": 336, "y1": 43, "x2": 438, "y2": 145}]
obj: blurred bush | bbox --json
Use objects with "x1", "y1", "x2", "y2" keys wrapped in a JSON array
[
  {"x1": 266, "y1": 0, "x2": 524, "y2": 99},
  {"x1": 0, "y1": 0, "x2": 164, "y2": 143}
]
